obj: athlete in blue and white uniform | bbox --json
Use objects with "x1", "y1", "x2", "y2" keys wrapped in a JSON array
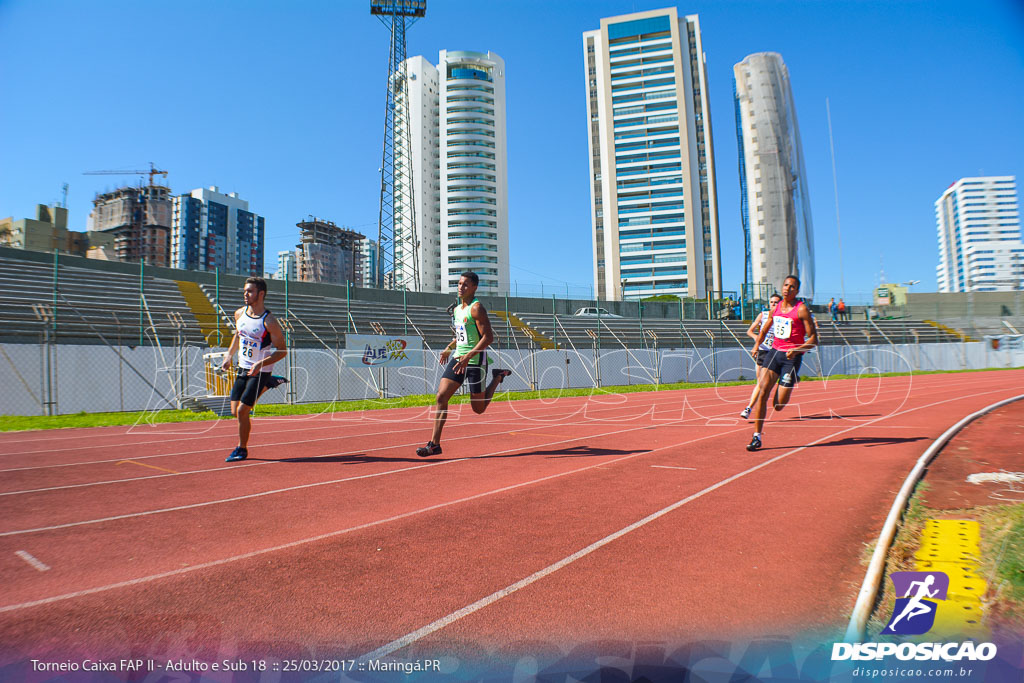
[
  {"x1": 740, "y1": 292, "x2": 781, "y2": 419},
  {"x1": 220, "y1": 277, "x2": 288, "y2": 462}
]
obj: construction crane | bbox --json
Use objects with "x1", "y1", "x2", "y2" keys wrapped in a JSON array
[{"x1": 83, "y1": 162, "x2": 168, "y2": 186}]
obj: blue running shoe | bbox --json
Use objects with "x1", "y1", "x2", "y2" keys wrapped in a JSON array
[{"x1": 226, "y1": 447, "x2": 248, "y2": 462}]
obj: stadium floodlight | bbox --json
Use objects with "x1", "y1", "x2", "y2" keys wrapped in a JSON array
[
  {"x1": 370, "y1": 0, "x2": 426, "y2": 17},
  {"x1": 370, "y1": 0, "x2": 426, "y2": 291}
]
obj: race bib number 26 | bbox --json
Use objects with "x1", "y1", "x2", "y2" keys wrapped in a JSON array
[{"x1": 772, "y1": 316, "x2": 792, "y2": 340}]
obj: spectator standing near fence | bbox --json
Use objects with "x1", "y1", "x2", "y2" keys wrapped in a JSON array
[
  {"x1": 829, "y1": 297, "x2": 837, "y2": 322},
  {"x1": 837, "y1": 298, "x2": 847, "y2": 323},
  {"x1": 220, "y1": 277, "x2": 288, "y2": 463}
]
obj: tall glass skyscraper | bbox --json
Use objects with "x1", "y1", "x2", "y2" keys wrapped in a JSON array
[
  {"x1": 584, "y1": 8, "x2": 721, "y2": 301},
  {"x1": 734, "y1": 52, "x2": 814, "y2": 300}
]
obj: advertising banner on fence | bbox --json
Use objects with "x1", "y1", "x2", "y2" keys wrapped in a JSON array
[{"x1": 343, "y1": 334, "x2": 424, "y2": 368}]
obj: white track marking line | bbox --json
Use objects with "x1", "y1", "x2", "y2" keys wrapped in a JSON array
[
  {"x1": 14, "y1": 551, "x2": 50, "y2": 572},
  {"x1": 0, "y1": 390, "x2": 739, "y2": 494},
  {"x1": 0, "y1": 381, "x2": 921, "y2": 504},
  {"x1": 0, "y1": 425, "x2": 749, "y2": 613},
  {"x1": 2, "y1": 382, "x2": 1013, "y2": 613},
  {"x1": 651, "y1": 465, "x2": 696, "y2": 470},
  {"x1": 4, "y1": 404, "x2": 767, "y2": 534},
  {"x1": 0, "y1": 377, "x2": 927, "y2": 478},
  {"x1": 0, "y1": 370, "x2": 945, "y2": 456},
  {"x1": 357, "y1": 383, "x2": 1018, "y2": 659},
  {"x1": 0, "y1": 387, "x2": 713, "y2": 454},
  {"x1": 0, "y1": 388, "x2": 723, "y2": 468}
]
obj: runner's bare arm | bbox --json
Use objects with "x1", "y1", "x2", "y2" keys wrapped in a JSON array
[
  {"x1": 249, "y1": 314, "x2": 288, "y2": 373},
  {"x1": 746, "y1": 313, "x2": 763, "y2": 341},
  {"x1": 221, "y1": 308, "x2": 244, "y2": 371},
  {"x1": 751, "y1": 315, "x2": 770, "y2": 358},
  {"x1": 786, "y1": 304, "x2": 818, "y2": 357}
]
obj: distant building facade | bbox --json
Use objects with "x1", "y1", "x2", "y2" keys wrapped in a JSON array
[
  {"x1": 296, "y1": 218, "x2": 365, "y2": 285},
  {"x1": 584, "y1": 8, "x2": 721, "y2": 301},
  {"x1": 360, "y1": 237, "x2": 379, "y2": 288},
  {"x1": 88, "y1": 185, "x2": 174, "y2": 266},
  {"x1": 0, "y1": 204, "x2": 105, "y2": 256},
  {"x1": 275, "y1": 250, "x2": 298, "y2": 281},
  {"x1": 171, "y1": 186, "x2": 264, "y2": 276},
  {"x1": 936, "y1": 176, "x2": 1023, "y2": 292},
  {"x1": 734, "y1": 52, "x2": 815, "y2": 300},
  {"x1": 396, "y1": 50, "x2": 510, "y2": 295}
]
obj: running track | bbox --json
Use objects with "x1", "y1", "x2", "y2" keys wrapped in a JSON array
[{"x1": 1, "y1": 369, "x2": 1021, "y2": 665}]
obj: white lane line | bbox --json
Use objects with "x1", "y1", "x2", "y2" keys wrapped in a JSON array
[
  {"x1": 3, "y1": 382, "x2": 1012, "y2": 614},
  {"x1": 0, "y1": 389, "x2": 710, "y2": 470},
  {"x1": 0, "y1": 378, "x2": 920, "y2": 481},
  {"x1": 0, "y1": 381, "x2": 915, "y2": 515},
  {"x1": 0, "y1": 370, "x2": 946, "y2": 457},
  {"x1": 0, "y1": 426, "x2": 750, "y2": 614},
  {"x1": 357, "y1": 383, "x2": 1017, "y2": 660},
  {"x1": 15, "y1": 551, "x2": 50, "y2": 572},
  {"x1": 651, "y1": 465, "x2": 696, "y2": 470},
  {"x1": 0, "y1": 417, "x2": 696, "y2": 535},
  {"x1": 0, "y1": 401, "x2": 691, "y2": 497},
  {"x1": 0, "y1": 388, "x2": 697, "y2": 454}
]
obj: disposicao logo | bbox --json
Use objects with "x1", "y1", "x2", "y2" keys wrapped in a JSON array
[
  {"x1": 831, "y1": 571, "x2": 998, "y2": 663},
  {"x1": 884, "y1": 571, "x2": 948, "y2": 635}
]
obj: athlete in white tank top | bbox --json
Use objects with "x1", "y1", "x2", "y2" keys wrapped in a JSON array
[
  {"x1": 235, "y1": 308, "x2": 276, "y2": 373},
  {"x1": 221, "y1": 278, "x2": 288, "y2": 462}
]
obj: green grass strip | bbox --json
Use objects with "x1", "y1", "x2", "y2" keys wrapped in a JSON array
[{"x1": 2, "y1": 366, "x2": 1019, "y2": 433}]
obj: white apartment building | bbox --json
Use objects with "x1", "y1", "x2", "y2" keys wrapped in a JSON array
[
  {"x1": 734, "y1": 52, "x2": 815, "y2": 300},
  {"x1": 396, "y1": 50, "x2": 509, "y2": 295},
  {"x1": 936, "y1": 176, "x2": 1022, "y2": 292},
  {"x1": 585, "y1": 8, "x2": 721, "y2": 301},
  {"x1": 275, "y1": 250, "x2": 297, "y2": 281}
]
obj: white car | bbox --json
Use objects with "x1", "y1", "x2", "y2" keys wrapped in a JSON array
[{"x1": 572, "y1": 307, "x2": 623, "y2": 318}]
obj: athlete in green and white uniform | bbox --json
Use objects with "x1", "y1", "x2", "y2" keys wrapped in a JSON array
[{"x1": 416, "y1": 271, "x2": 512, "y2": 457}]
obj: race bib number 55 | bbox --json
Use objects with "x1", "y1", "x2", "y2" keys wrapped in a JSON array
[{"x1": 772, "y1": 316, "x2": 792, "y2": 340}]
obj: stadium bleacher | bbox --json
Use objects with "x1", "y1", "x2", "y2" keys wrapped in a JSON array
[
  {"x1": 514, "y1": 312, "x2": 964, "y2": 350},
  {"x1": 0, "y1": 248, "x2": 968, "y2": 352},
  {"x1": 0, "y1": 255, "x2": 206, "y2": 346}
]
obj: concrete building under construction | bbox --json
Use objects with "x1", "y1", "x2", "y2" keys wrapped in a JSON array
[
  {"x1": 87, "y1": 185, "x2": 173, "y2": 266},
  {"x1": 296, "y1": 218, "x2": 365, "y2": 286}
]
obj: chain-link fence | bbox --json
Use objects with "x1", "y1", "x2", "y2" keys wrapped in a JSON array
[{"x1": 3, "y1": 338, "x2": 1021, "y2": 417}]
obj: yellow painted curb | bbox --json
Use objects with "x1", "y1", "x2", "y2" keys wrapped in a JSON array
[{"x1": 914, "y1": 519, "x2": 988, "y2": 638}]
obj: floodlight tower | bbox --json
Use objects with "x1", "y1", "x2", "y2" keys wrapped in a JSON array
[{"x1": 371, "y1": 0, "x2": 426, "y2": 291}]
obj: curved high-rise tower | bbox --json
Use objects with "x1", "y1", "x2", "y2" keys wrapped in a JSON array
[{"x1": 734, "y1": 52, "x2": 814, "y2": 300}]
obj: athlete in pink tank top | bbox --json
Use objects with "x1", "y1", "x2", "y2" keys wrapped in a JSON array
[
  {"x1": 770, "y1": 298, "x2": 807, "y2": 352},
  {"x1": 745, "y1": 275, "x2": 818, "y2": 452}
]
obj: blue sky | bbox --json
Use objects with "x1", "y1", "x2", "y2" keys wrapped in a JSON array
[{"x1": 1, "y1": 0, "x2": 1021, "y2": 304}]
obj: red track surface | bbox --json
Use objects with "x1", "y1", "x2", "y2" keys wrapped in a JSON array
[{"x1": 1, "y1": 370, "x2": 1022, "y2": 665}]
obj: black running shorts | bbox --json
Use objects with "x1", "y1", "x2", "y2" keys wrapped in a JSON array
[
  {"x1": 764, "y1": 349, "x2": 803, "y2": 388},
  {"x1": 442, "y1": 355, "x2": 488, "y2": 394},
  {"x1": 756, "y1": 348, "x2": 771, "y2": 367},
  {"x1": 230, "y1": 369, "x2": 272, "y2": 407}
]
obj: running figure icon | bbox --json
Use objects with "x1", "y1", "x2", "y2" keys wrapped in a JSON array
[{"x1": 887, "y1": 574, "x2": 940, "y2": 632}]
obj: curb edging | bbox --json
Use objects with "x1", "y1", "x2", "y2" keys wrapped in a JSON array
[{"x1": 844, "y1": 393, "x2": 1024, "y2": 642}]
